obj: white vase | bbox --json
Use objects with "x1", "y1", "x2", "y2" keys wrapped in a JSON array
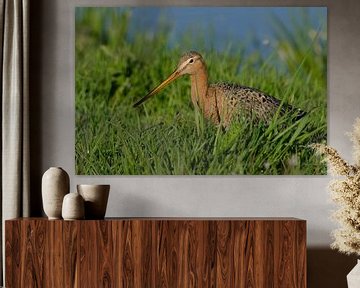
[
  {"x1": 62, "y1": 192, "x2": 85, "y2": 220},
  {"x1": 42, "y1": 167, "x2": 70, "y2": 219},
  {"x1": 77, "y1": 184, "x2": 110, "y2": 219},
  {"x1": 347, "y1": 260, "x2": 360, "y2": 288}
]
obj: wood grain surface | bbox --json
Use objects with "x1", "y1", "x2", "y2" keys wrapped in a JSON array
[{"x1": 5, "y1": 218, "x2": 306, "y2": 287}]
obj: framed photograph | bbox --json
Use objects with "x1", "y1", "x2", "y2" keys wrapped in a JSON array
[{"x1": 75, "y1": 7, "x2": 327, "y2": 175}]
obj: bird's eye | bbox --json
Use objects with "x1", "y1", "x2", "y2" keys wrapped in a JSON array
[{"x1": 189, "y1": 58, "x2": 194, "y2": 63}]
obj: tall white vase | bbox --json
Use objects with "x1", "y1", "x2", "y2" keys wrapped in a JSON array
[
  {"x1": 347, "y1": 260, "x2": 360, "y2": 288},
  {"x1": 42, "y1": 167, "x2": 70, "y2": 219}
]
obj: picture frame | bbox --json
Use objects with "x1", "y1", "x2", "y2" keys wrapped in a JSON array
[{"x1": 75, "y1": 6, "x2": 327, "y2": 175}]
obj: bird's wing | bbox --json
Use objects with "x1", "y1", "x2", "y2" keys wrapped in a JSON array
[{"x1": 212, "y1": 83, "x2": 305, "y2": 121}]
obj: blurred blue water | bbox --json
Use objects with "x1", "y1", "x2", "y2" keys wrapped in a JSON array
[
  {"x1": 132, "y1": 7, "x2": 326, "y2": 54},
  {"x1": 76, "y1": 7, "x2": 327, "y2": 55}
]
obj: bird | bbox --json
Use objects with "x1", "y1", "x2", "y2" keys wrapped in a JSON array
[{"x1": 133, "y1": 51, "x2": 305, "y2": 126}]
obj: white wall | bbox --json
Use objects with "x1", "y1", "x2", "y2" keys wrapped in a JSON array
[{"x1": 32, "y1": 0, "x2": 360, "y2": 248}]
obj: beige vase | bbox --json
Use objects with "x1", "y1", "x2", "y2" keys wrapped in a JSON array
[
  {"x1": 77, "y1": 184, "x2": 110, "y2": 219},
  {"x1": 42, "y1": 167, "x2": 70, "y2": 219},
  {"x1": 347, "y1": 260, "x2": 360, "y2": 288},
  {"x1": 62, "y1": 192, "x2": 85, "y2": 220}
]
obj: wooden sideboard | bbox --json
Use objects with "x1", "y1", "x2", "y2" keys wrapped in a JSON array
[{"x1": 5, "y1": 218, "x2": 306, "y2": 287}]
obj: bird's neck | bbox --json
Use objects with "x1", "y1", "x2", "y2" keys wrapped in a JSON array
[{"x1": 190, "y1": 64, "x2": 209, "y2": 110}]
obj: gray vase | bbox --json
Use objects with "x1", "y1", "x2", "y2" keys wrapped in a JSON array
[
  {"x1": 42, "y1": 167, "x2": 70, "y2": 219},
  {"x1": 77, "y1": 184, "x2": 110, "y2": 219},
  {"x1": 62, "y1": 192, "x2": 84, "y2": 220}
]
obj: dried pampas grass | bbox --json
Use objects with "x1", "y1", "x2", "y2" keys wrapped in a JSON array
[{"x1": 312, "y1": 118, "x2": 360, "y2": 256}]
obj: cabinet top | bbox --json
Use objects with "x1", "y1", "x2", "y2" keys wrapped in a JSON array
[{"x1": 6, "y1": 217, "x2": 305, "y2": 222}]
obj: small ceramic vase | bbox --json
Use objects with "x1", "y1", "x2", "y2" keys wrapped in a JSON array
[
  {"x1": 77, "y1": 184, "x2": 110, "y2": 219},
  {"x1": 62, "y1": 192, "x2": 85, "y2": 220},
  {"x1": 42, "y1": 167, "x2": 70, "y2": 219},
  {"x1": 347, "y1": 259, "x2": 360, "y2": 288}
]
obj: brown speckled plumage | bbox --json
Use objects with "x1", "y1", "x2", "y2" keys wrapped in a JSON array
[{"x1": 133, "y1": 51, "x2": 305, "y2": 126}]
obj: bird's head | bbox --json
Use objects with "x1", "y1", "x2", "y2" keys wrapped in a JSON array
[
  {"x1": 133, "y1": 51, "x2": 204, "y2": 108},
  {"x1": 176, "y1": 51, "x2": 204, "y2": 75}
]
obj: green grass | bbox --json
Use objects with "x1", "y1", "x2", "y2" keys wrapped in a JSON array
[{"x1": 75, "y1": 8, "x2": 327, "y2": 175}]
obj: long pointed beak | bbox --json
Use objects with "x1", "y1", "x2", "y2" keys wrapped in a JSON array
[{"x1": 133, "y1": 69, "x2": 181, "y2": 108}]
